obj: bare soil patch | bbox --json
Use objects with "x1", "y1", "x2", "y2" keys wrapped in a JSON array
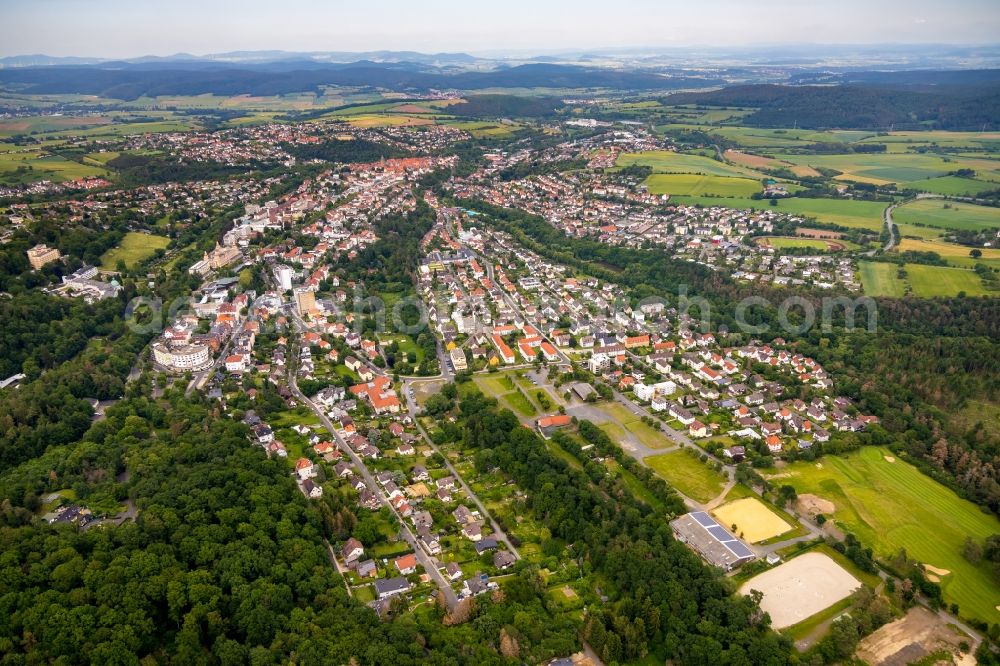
[
  {"x1": 856, "y1": 606, "x2": 973, "y2": 666},
  {"x1": 724, "y1": 149, "x2": 781, "y2": 170},
  {"x1": 796, "y1": 493, "x2": 835, "y2": 517},
  {"x1": 796, "y1": 227, "x2": 845, "y2": 239}
]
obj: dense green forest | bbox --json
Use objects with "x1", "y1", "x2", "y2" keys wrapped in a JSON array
[
  {"x1": 455, "y1": 390, "x2": 795, "y2": 664},
  {"x1": 665, "y1": 84, "x2": 1000, "y2": 130},
  {"x1": 0, "y1": 390, "x2": 583, "y2": 664}
]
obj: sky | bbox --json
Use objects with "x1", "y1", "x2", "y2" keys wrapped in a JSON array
[{"x1": 1, "y1": 0, "x2": 999, "y2": 58}]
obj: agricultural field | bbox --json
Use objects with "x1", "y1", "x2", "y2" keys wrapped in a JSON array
[
  {"x1": 780, "y1": 447, "x2": 1000, "y2": 624},
  {"x1": 668, "y1": 125, "x2": 876, "y2": 149},
  {"x1": 904, "y1": 263, "x2": 992, "y2": 297},
  {"x1": 100, "y1": 232, "x2": 171, "y2": 270},
  {"x1": 644, "y1": 449, "x2": 726, "y2": 503},
  {"x1": 712, "y1": 497, "x2": 792, "y2": 543},
  {"x1": 859, "y1": 261, "x2": 907, "y2": 297},
  {"x1": 0, "y1": 114, "x2": 113, "y2": 136},
  {"x1": 893, "y1": 199, "x2": 1000, "y2": 233},
  {"x1": 755, "y1": 236, "x2": 859, "y2": 252},
  {"x1": 723, "y1": 149, "x2": 786, "y2": 170},
  {"x1": 0, "y1": 149, "x2": 109, "y2": 184},
  {"x1": 616, "y1": 150, "x2": 765, "y2": 178},
  {"x1": 643, "y1": 173, "x2": 761, "y2": 197},
  {"x1": 671, "y1": 195, "x2": 887, "y2": 231},
  {"x1": 900, "y1": 175, "x2": 998, "y2": 196},
  {"x1": 895, "y1": 237, "x2": 1000, "y2": 269},
  {"x1": 776, "y1": 152, "x2": 1000, "y2": 186}
]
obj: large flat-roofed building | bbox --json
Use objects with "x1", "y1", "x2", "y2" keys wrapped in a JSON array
[
  {"x1": 670, "y1": 511, "x2": 755, "y2": 571},
  {"x1": 449, "y1": 347, "x2": 467, "y2": 372},
  {"x1": 152, "y1": 341, "x2": 212, "y2": 373},
  {"x1": 295, "y1": 288, "x2": 316, "y2": 316},
  {"x1": 27, "y1": 244, "x2": 61, "y2": 270}
]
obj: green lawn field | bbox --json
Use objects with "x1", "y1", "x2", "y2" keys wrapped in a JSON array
[
  {"x1": 595, "y1": 402, "x2": 673, "y2": 449},
  {"x1": 100, "y1": 232, "x2": 171, "y2": 269},
  {"x1": 893, "y1": 199, "x2": 1000, "y2": 233},
  {"x1": 859, "y1": 261, "x2": 907, "y2": 297},
  {"x1": 0, "y1": 149, "x2": 109, "y2": 184},
  {"x1": 645, "y1": 450, "x2": 726, "y2": 503},
  {"x1": 643, "y1": 173, "x2": 761, "y2": 197},
  {"x1": 670, "y1": 195, "x2": 887, "y2": 231},
  {"x1": 782, "y1": 447, "x2": 1000, "y2": 624},
  {"x1": 904, "y1": 264, "x2": 991, "y2": 297},
  {"x1": 616, "y1": 150, "x2": 765, "y2": 179},
  {"x1": 900, "y1": 176, "x2": 998, "y2": 196}
]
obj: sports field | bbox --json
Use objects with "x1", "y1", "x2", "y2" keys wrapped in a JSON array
[
  {"x1": 782, "y1": 447, "x2": 1000, "y2": 624},
  {"x1": 100, "y1": 232, "x2": 171, "y2": 269},
  {"x1": 739, "y1": 552, "x2": 861, "y2": 630},
  {"x1": 859, "y1": 261, "x2": 906, "y2": 297},
  {"x1": 616, "y1": 150, "x2": 765, "y2": 178},
  {"x1": 712, "y1": 497, "x2": 792, "y2": 543},
  {"x1": 893, "y1": 199, "x2": 1000, "y2": 233},
  {"x1": 643, "y1": 173, "x2": 761, "y2": 197},
  {"x1": 755, "y1": 236, "x2": 858, "y2": 252},
  {"x1": 645, "y1": 450, "x2": 726, "y2": 503}
]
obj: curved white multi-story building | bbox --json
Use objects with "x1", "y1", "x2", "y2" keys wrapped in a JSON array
[{"x1": 152, "y1": 341, "x2": 212, "y2": 372}]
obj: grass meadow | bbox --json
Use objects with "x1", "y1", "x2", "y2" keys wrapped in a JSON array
[{"x1": 781, "y1": 447, "x2": 1000, "y2": 624}]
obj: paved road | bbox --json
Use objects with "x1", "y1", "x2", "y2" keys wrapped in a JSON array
[
  {"x1": 287, "y1": 336, "x2": 459, "y2": 611},
  {"x1": 401, "y1": 380, "x2": 522, "y2": 561}
]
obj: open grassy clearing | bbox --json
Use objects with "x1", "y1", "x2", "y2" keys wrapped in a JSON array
[
  {"x1": 859, "y1": 261, "x2": 907, "y2": 297},
  {"x1": 670, "y1": 195, "x2": 886, "y2": 231},
  {"x1": 0, "y1": 149, "x2": 109, "y2": 184},
  {"x1": 781, "y1": 446, "x2": 1000, "y2": 624},
  {"x1": 904, "y1": 263, "x2": 992, "y2": 297},
  {"x1": 594, "y1": 402, "x2": 673, "y2": 449},
  {"x1": 893, "y1": 199, "x2": 1000, "y2": 233},
  {"x1": 643, "y1": 173, "x2": 761, "y2": 197},
  {"x1": 645, "y1": 450, "x2": 726, "y2": 503},
  {"x1": 100, "y1": 232, "x2": 171, "y2": 269},
  {"x1": 616, "y1": 150, "x2": 766, "y2": 179}
]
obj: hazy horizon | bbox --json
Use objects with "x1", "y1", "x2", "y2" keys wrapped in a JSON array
[{"x1": 2, "y1": 0, "x2": 999, "y2": 59}]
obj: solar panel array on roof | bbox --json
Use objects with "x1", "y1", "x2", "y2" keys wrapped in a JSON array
[
  {"x1": 707, "y1": 525, "x2": 731, "y2": 541},
  {"x1": 692, "y1": 511, "x2": 716, "y2": 527},
  {"x1": 726, "y1": 541, "x2": 754, "y2": 559},
  {"x1": 671, "y1": 510, "x2": 756, "y2": 570}
]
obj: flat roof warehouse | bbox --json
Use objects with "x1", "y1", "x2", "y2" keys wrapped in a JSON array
[{"x1": 670, "y1": 511, "x2": 756, "y2": 571}]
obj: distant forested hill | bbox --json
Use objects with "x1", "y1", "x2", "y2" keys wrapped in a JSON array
[
  {"x1": 0, "y1": 63, "x2": 713, "y2": 100},
  {"x1": 665, "y1": 83, "x2": 1000, "y2": 130}
]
